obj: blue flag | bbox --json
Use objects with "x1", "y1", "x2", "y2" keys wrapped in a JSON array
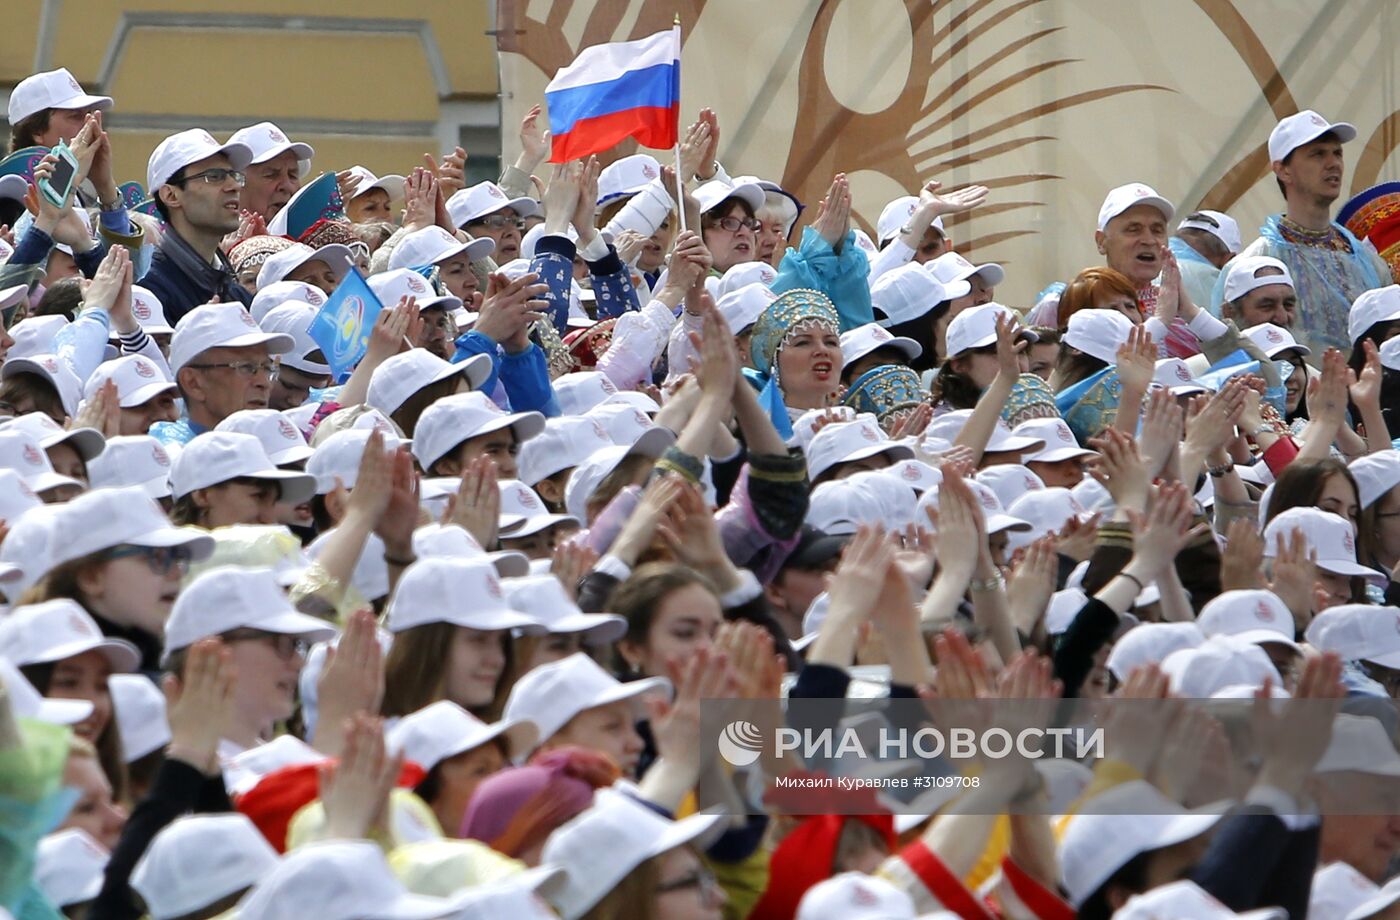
[{"x1": 308, "y1": 268, "x2": 383, "y2": 378}]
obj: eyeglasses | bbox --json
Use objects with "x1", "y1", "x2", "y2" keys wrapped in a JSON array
[
  {"x1": 656, "y1": 866, "x2": 721, "y2": 901},
  {"x1": 710, "y1": 216, "x2": 761, "y2": 233},
  {"x1": 104, "y1": 544, "x2": 196, "y2": 576},
  {"x1": 187, "y1": 359, "x2": 280, "y2": 379},
  {"x1": 222, "y1": 629, "x2": 309, "y2": 660},
  {"x1": 173, "y1": 168, "x2": 246, "y2": 188},
  {"x1": 469, "y1": 214, "x2": 526, "y2": 232}
]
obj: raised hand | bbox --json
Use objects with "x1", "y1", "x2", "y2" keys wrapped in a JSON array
[
  {"x1": 473, "y1": 272, "x2": 548, "y2": 347},
  {"x1": 1006, "y1": 535, "x2": 1059, "y2": 634},
  {"x1": 1125, "y1": 482, "x2": 1206, "y2": 579},
  {"x1": 1114, "y1": 323, "x2": 1157, "y2": 394},
  {"x1": 84, "y1": 244, "x2": 128, "y2": 314},
  {"x1": 570, "y1": 156, "x2": 602, "y2": 245},
  {"x1": 919, "y1": 179, "x2": 990, "y2": 216},
  {"x1": 517, "y1": 103, "x2": 552, "y2": 173},
  {"x1": 549, "y1": 538, "x2": 598, "y2": 600},
  {"x1": 1137, "y1": 387, "x2": 1184, "y2": 479},
  {"x1": 656, "y1": 479, "x2": 741, "y2": 593},
  {"x1": 72, "y1": 379, "x2": 120, "y2": 438},
  {"x1": 1219, "y1": 519, "x2": 1266, "y2": 591},
  {"x1": 609, "y1": 475, "x2": 684, "y2": 567},
  {"x1": 1350, "y1": 338, "x2": 1384, "y2": 412},
  {"x1": 443, "y1": 454, "x2": 501, "y2": 549},
  {"x1": 678, "y1": 116, "x2": 714, "y2": 183},
  {"x1": 401, "y1": 167, "x2": 439, "y2": 233},
  {"x1": 313, "y1": 609, "x2": 385, "y2": 757},
  {"x1": 374, "y1": 448, "x2": 421, "y2": 556},
  {"x1": 812, "y1": 173, "x2": 851, "y2": 253},
  {"x1": 925, "y1": 466, "x2": 985, "y2": 581},
  {"x1": 426, "y1": 146, "x2": 468, "y2": 198},
  {"x1": 993, "y1": 312, "x2": 1029, "y2": 383},
  {"x1": 318, "y1": 713, "x2": 403, "y2": 840},
  {"x1": 163, "y1": 638, "x2": 237, "y2": 775},
  {"x1": 1253, "y1": 652, "x2": 1342, "y2": 797},
  {"x1": 1087, "y1": 427, "x2": 1150, "y2": 513},
  {"x1": 613, "y1": 229, "x2": 647, "y2": 265},
  {"x1": 661, "y1": 231, "x2": 712, "y2": 295},
  {"x1": 1268, "y1": 526, "x2": 1319, "y2": 633},
  {"x1": 542, "y1": 161, "x2": 584, "y2": 234}
]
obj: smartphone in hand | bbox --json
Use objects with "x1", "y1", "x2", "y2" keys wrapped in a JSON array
[{"x1": 38, "y1": 140, "x2": 80, "y2": 209}]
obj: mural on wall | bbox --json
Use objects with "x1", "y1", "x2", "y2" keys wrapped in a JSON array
[{"x1": 496, "y1": 0, "x2": 1399, "y2": 303}]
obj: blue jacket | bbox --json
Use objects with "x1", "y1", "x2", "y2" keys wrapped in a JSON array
[
  {"x1": 452, "y1": 332, "x2": 560, "y2": 416},
  {"x1": 141, "y1": 229, "x2": 251, "y2": 323},
  {"x1": 772, "y1": 227, "x2": 874, "y2": 332}
]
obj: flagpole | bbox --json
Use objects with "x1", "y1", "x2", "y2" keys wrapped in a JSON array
[{"x1": 671, "y1": 15, "x2": 687, "y2": 233}]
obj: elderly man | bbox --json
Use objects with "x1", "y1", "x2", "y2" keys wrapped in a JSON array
[
  {"x1": 1220, "y1": 256, "x2": 1299, "y2": 331},
  {"x1": 229, "y1": 121, "x2": 313, "y2": 223},
  {"x1": 142, "y1": 130, "x2": 255, "y2": 321},
  {"x1": 1170, "y1": 210, "x2": 1241, "y2": 312},
  {"x1": 1213, "y1": 110, "x2": 1393, "y2": 353},
  {"x1": 151, "y1": 302, "x2": 293, "y2": 445}
]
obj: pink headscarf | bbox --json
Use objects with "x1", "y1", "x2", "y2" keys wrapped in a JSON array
[{"x1": 458, "y1": 747, "x2": 618, "y2": 848}]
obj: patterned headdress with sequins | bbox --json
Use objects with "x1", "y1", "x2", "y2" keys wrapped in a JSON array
[
  {"x1": 1002, "y1": 373, "x2": 1061, "y2": 428},
  {"x1": 1338, "y1": 182, "x2": 1400, "y2": 279},
  {"x1": 842, "y1": 364, "x2": 927, "y2": 433},
  {"x1": 749, "y1": 288, "x2": 841, "y2": 377}
]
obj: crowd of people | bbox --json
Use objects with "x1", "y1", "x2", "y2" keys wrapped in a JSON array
[{"x1": 2, "y1": 60, "x2": 1400, "y2": 920}]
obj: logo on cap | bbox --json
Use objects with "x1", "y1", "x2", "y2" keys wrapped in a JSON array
[
  {"x1": 902, "y1": 464, "x2": 921, "y2": 482},
  {"x1": 851, "y1": 883, "x2": 881, "y2": 906},
  {"x1": 278, "y1": 418, "x2": 298, "y2": 440},
  {"x1": 1175, "y1": 364, "x2": 1191, "y2": 381},
  {"x1": 591, "y1": 419, "x2": 608, "y2": 441},
  {"x1": 632, "y1": 410, "x2": 649, "y2": 428},
  {"x1": 979, "y1": 491, "x2": 998, "y2": 511},
  {"x1": 307, "y1": 289, "x2": 326, "y2": 306},
  {"x1": 134, "y1": 359, "x2": 156, "y2": 379},
  {"x1": 518, "y1": 489, "x2": 539, "y2": 509},
  {"x1": 153, "y1": 444, "x2": 170, "y2": 466},
  {"x1": 133, "y1": 300, "x2": 152, "y2": 321},
  {"x1": 1310, "y1": 113, "x2": 1327, "y2": 127},
  {"x1": 18, "y1": 481, "x2": 35, "y2": 497},
  {"x1": 268, "y1": 127, "x2": 286, "y2": 142},
  {"x1": 22, "y1": 443, "x2": 42, "y2": 466},
  {"x1": 42, "y1": 357, "x2": 58, "y2": 373},
  {"x1": 1134, "y1": 186, "x2": 1149, "y2": 198},
  {"x1": 486, "y1": 573, "x2": 503, "y2": 598},
  {"x1": 239, "y1": 310, "x2": 257, "y2": 327},
  {"x1": 67, "y1": 75, "x2": 82, "y2": 92},
  {"x1": 873, "y1": 327, "x2": 891, "y2": 341},
  {"x1": 68, "y1": 611, "x2": 94, "y2": 635},
  {"x1": 488, "y1": 185, "x2": 505, "y2": 199},
  {"x1": 1266, "y1": 328, "x2": 1283, "y2": 343},
  {"x1": 407, "y1": 275, "x2": 426, "y2": 293},
  {"x1": 1057, "y1": 424, "x2": 1073, "y2": 442},
  {"x1": 1343, "y1": 531, "x2": 1355, "y2": 553},
  {"x1": 197, "y1": 131, "x2": 216, "y2": 144},
  {"x1": 642, "y1": 163, "x2": 657, "y2": 179},
  {"x1": 600, "y1": 378, "x2": 617, "y2": 394},
  {"x1": 859, "y1": 424, "x2": 879, "y2": 442},
  {"x1": 1256, "y1": 600, "x2": 1275, "y2": 622}
]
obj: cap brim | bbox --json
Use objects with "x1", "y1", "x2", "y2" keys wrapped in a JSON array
[
  {"x1": 254, "y1": 609, "x2": 340, "y2": 643},
  {"x1": 127, "y1": 525, "x2": 215, "y2": 559},
  {"x1": 438, "y1": 236, "x2": 495, "y2": 265},
  {"x1": 37, "y1": 697, "x2": 94, "y2": 725},
  {"x1": 1230, "y1": 629, "x2": 1301, "y2": 652},
  {"x1": 601, "y1": 391, "x2": 663, "y2": 414},
  {"x1": 436, "y1": 353, "x2": 493, "y2": 392},
  {"x1": 268, "y1": 444, "x2": 315, "y2": 466},
  {"x1": 379, "y1": 892, "x2": 459, "y2": 920},
  {"x1": 986, "y1": 435, "x2": 1045, "y2": 455},
  {"x1": 488, "y1": 551, "x2": 531, "y2": 579},
  {"x1": 447, "y1": 716, "x2": 540, "y2": 764},
  {"x1": 29, "y1": 471, "x2": 84, "y2": 495},
  {"x1": 29, "y1": 636, "x2": 141, "y2": 674},
  {"x1": 1026, "y1": 446, "x2": 1096, "y2": 464},
  {"x1": 443, "y1": 605, "x2": 539, "y2": 632},
  {"x1": 626, "y1": 426, "x2": 676, "y2": 460},
  {"x1": 252, "y1": 141, "x2": 315, "y2": 164},
  {"x1": 1317, "y1": 557, "x2": 1388, "y2": 585},
  {"x1": 506, "y1": 512, "x2": 581, "y2": 537},
  {"x1": 591, "y1": 675, "x2": 673, "y2": 718},
  {"x1": 647, "y1": 808, "x2": 729, "y2": 862},
  {"x1": 987, "y1": 513, "x2": 1033, "y2": 533},
  {"x1": 222, "y1": 330, "x2": 296, "y2": 356},
  {"x1": 127, "y1": 473, "x2": 172, "y2": 500},
  {"x1": 248, "y1": 469, "x2": 318, "y2": 507},
  {"x1": 545, "y1": 612, "x2": 628, "y2": 646},
  {"x1": 354, "y1": 174, "x2": 407, "y2": 199},
  {"x1": 116, "y1": 379, "x2": 179, "y2": 408},
  {"x1": 44, "y1": 427, "x2": 105, "y2": 462}
]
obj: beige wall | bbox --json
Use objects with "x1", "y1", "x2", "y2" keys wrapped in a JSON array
[{"x1": 3, "y1": 0, "x2": 501, "y2": 190}]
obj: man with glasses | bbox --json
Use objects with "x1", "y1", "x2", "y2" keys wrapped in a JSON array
[
  {"x1": 142, "y1": 129, "x2": 257, "y2": 322},
  {"x1": 150, "y1": 301, "x2": 294, "y2": 446},
  {"x1": 446, "y1": 181, "x2": 540, "y2": 264}
]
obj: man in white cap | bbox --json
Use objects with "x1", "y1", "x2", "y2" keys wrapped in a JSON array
[
  {"x1": 142, "y1": 129, "x2": 256, "y2": 321},
  {"x1": 1214, "y1": 110, "x2": 1392, "y2": 353},
  {"x1": 1171, "y1": 209, "x2": 1241, "y2": 311},
  {"x1": 151, "y1": 302, "x2": 294, "y2": 445},
  {"x1": 868, "y1": 180, "x2": 989, "y2": 284},
  {"x1": 1220, "y1": 257, "x2": 1299, "y2": 331},
  {"x1": 228, "y1": 121, "x2": 313, "y2": 223},
  {"x1": 6, "y1": 67, "x2": 112, "y2": 152}
]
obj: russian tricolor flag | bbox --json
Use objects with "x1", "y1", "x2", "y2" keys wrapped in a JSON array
[{"x1": 545, "y1": 27, "x2": 681, "y2": 163}]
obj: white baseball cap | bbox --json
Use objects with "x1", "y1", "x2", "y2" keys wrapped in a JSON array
[
  {"x1": 807, "y1": 417, "x2": 913, "y2": 482},
  {"x1": 1263, "y1": 507, "x2": 1384, "y2": 583},
  {"x1": 259, "y1": 302, "x2": 331, "y2": 376},
  {"x1": 410, "y1": 523, "x2": 529, "y2": 578},
  {"x1": 390, "y1": 226, "x2": 494, "y2": 272},
  {"x1": 146, "y1": 128, "x2": 254, "y2": 194},
  {"x1": 926, "y1": 250, "x2": 1004, "y2": 289},
  {"x1": 1105, "y1": 622, "x2": 1206, "y2": 681},
  {"x1": 255, "y1": 242, "x2": 353, "y2": 293},
  {"x1": 1152, "y1": 357, "x2": 1210, "y2": 396},
  {"x1": 878, "y1": 458, "x2": 940, "y2": 495},
  {"x1": 503, "y1": 574, "x2": 625, "y2": 645},
  {"x1": 35, "y1": 829, "x2": 108, "y2": 909},
  {"x1": 877, "y1": 195, "x2": 945, "y2": 245},
  {"x1": 2, "y1": 411, "x2": 104, "y2": 463},
  {"x1": 250, "y1": 279, "x2": 327, "y2": 324},
  {"x1": 918, "y1": 478, "x2": 1032, "y2": 535},
  {"x1": 1096, "y1": 182, "x2": 1175, "y2": 231},
  {"x1": 503, "y1": 652, "x2": 670, "y2": 749},
  {"x1": 1348, "y1": 285, "x2": 1400, "y2": 345},
  {"x1": 87, "y1": 436, "x2": 176, "y2": 499},
  {"x1": 228, "y1": 121, "x2": 313, "y2": 170},
  {"x1": 306, "y1": 428, "x2": 404, "y2": 495},
  {"x1": 83, "y1": 354, "x2": 177, "y2": 409},
  {"x1": 1112, "y1": 880, "x2": 1283, "y2": 920},
  {"x1": 446, "y1": 181, "x2": 540, "y2": 228},
  {"x1": 716, "y1": 282, "x2": 778, "y2": 335},
  {"x1": 870, "y1": 262, "x2": 966, "y2": 326},
  {"x1": 1242, "y1": 322, "x2": 1311, "y2": 359},
  {"x1": 797, "y1": 871, "x2": 917, "y2": 920},
  {"x1": 806, "y1": 475, "x2": 910, "y2": 534},
  {"x1": 498, "y1": 479, "x2": 579, "y2": 537},
  {"x1": 1316, "y1": 713, "x2": 1400, "y2": 777},
  {"x1": 8, "y1": 68, "x2": 112, "y2": 124},
  {"x1": 585, "y1": 403, "x2": 674, "y2": 455},
  {"x1": 342, "y1": 166, "x2": 406, "y2": 202},
  {"x1": 109, "y1": 673, "x2": 171, "y2": 762},
  {"x1": 1063, "y1": 308, "x2": 1137, "y2": 365},
  {"x1": 1161, "y1": 634, "x2": 1281, "y2": 697},
  {"x1": 168, "y1": 302, "x2": 293, "y2": 376},
  {"x1": 516, "y1": 416, "x2": 613, "y2": 486},
  {"x1": 132, "y1": 814, "x2": 281, "y2": 920},
  {"x1": 945, "y1": 302, "x2": 1035, "y2": 359},
  {"x1": 840, "y1": 322, "x2": 921, "y2": 368},
  {"x1": 709, "y1": 261, "x2": 778, "y2": 301},
  {"x1": 975, "y1": 464, "x2": 1045, "y2": 508},
  {"x1": 368, "y1": 267, "x2": 462, "y2": 314},
  {"x1": 543, "y1": 787, "x2": 724, "y2": 920},
  {"x1": 0, "y1": 504, "x2": 60, "y2": 594},
  {"x1": 1268, "y1": 109, "x2": 1357, "y2": 163},
  {"x1": 0, "y1": 598, "x2": 140, "y2": 673},
  {"x1": 1222, "y1": 255, "x2": 1295, "y2": 304},
  {"x1": 412, "y1": 391, "x2": 544, "y2": 471},
  {"x1": 0, "y1": 656, "x2": 92, "y2": 724},
  {"x1": 563, "y1": 442, "x2": 663, "y2": 521},
  {"x1": 1177, "y1": 210, "x2": 1242, "y2": 255},
  {"x1": 1046, "y1": 587, "x2": 1090, "y2": 635},
  {"x1": 1383, "y1": 336, "x2": 1400, "y2": 372},
  {"x1": 386, "y1": 700, "x2": 537, "y2": 771},
  {"x1": 216, "y1": 408, "x2": 314, "y2": 466},
  {"x1": 1346, "y1": 877, "x2": 1400, "y2": 920},
  {"x1": 130, "y1": 285, "x2": 175, "y2": 335},
  {"x1": 1005, "y1": 487, "x2": 1090, "y2": 551},
  {"x1": 1305, "y1": 604, "x2": 1400, "y2": 669},
  {"x1": 2, "y1": 352, "x2": 82, "y2": 416},
  {"x1": 163, "y1": 566, "x2": 337, "y2": 661},
  {"x1": 1196, "y1": 589, "x2": 1300, "y2": 651},
  {"x1": 0, "y1": 467, "x2": 41, "y2": 524},
  {"x1": 240, "y1": 840, "x2": 457, "y2": 920},
  {"x1": 366, "y1": 349, "x2": 492, "y2": 416},
  {"x1": 596, "y1": 153, "x2": 662, "y2": 204},
  {"x1": 1309, "y1": 862, "x2": 1379, "y2": 920},
  {"x1": 385, "y1": 557, "x2": 538, "y2": 633},
  {"x1": 0, "y1": 429, "x2": 83, "y2": 495},
  {"x1": 923, "y1": 410, "x2": 1046, "y2": 456},
  {"x1": 1059, "y1": 780, "x2": 1223, "y2": 907},
  {"x1": 6, "y1": 316, "x2": 68, "y2": 359},
  {"x1": 693, "y1": 178, "x2": 766, "y2": 215},
  {"x1": 1350, "y1": 450, "x2": 1400, "y2": 509},
  {"x1": 1015, "y1": 417, "x2": 1095, "y2": 464},
  {"x1": 170, "y1": 431, "x2": 316, "y2": 503},
  {"x1": 553, "y1": 371, "x2": 623, "y2": 416}
]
